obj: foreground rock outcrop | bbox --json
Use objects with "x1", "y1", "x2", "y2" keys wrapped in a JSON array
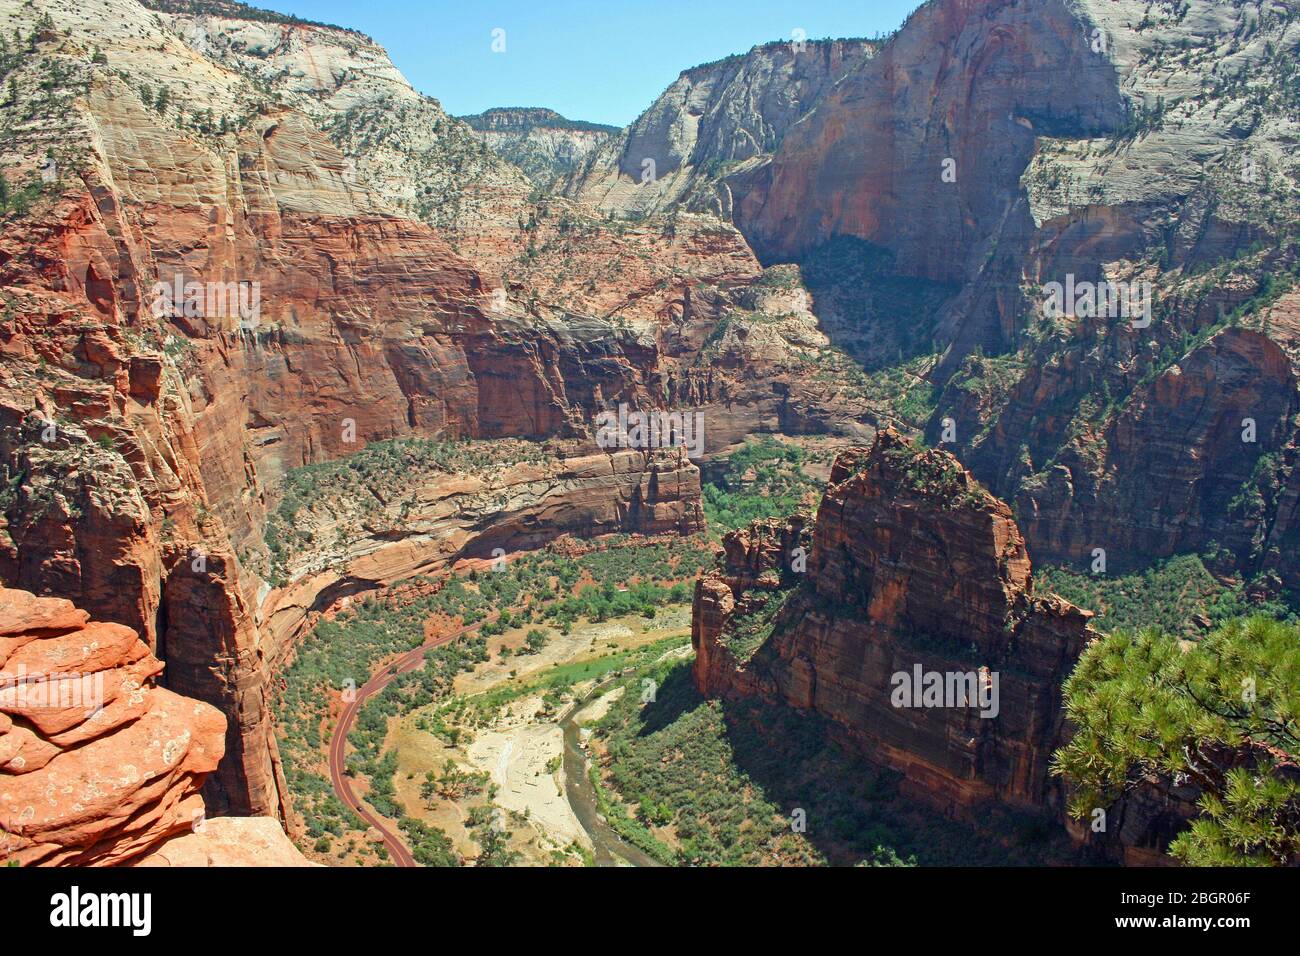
[
  {"x1": 693, "y1": 430, "x2": 1094, "y2": 813},
  {"x1": 1, "y1": 590, "x2": 308, "y2": 868},
  {"x1": 0, "y1": 586, "x2": 306, "y2": 866},
  {"x1": 133, "y1": 816, "x2": 318, "y2": 867},
  {"x1": 0, "y1": 587, "x2": 223, "y2": 865}
]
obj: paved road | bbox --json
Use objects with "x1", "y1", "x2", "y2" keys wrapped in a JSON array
[{"x1": 327, "y1": 618, "x2": 489, "y2": 868}]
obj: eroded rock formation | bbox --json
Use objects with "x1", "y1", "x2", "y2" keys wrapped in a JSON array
[
  {"x1": 0, "y1": 0, "x2": 750, "y2": 820},
  {"x1": 693, "y1": 430, "x2": 1094, "y2": 813},
  {"x1": 3, "y1": 0, "x2": 1298, "y2": 864},
  {"x1": 461, "y1": 108, "x2": 617, "y2": 186},
  {"x1": 133, "y1": 815, "x2": 318, "y2": 867},
  {"x1": 0, "y1": 585, "x2": 306, "y2": 866},
  {"x1": 565, "y1": 39, "x2": 877, "y2": 221}
]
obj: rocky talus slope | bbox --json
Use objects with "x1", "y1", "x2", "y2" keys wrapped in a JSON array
[
  {"x1": 0, "y1": 586, "x2": 308, "y2": 866},
  {"x1": 460, "y1": 108, "x2": 616, "y2": 186}
]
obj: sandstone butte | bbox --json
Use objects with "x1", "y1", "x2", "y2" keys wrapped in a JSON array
[
  {"x1": 692, "y1": 430, "x2": 1194, "y2": 864},
  {"x1": 0, "y1": 586, "x2": 310, "y2": 866}
]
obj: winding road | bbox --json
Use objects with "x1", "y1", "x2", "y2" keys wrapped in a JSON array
[
  {"x1": 326, "y1": 611, "x2": 656, "y2": 868},
  {"x1": 327, "y1": 618, "x2": 490, "y2": 868}
]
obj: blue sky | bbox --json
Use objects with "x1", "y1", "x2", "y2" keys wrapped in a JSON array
[{"x1": 254, "y1": 0, "x2": 919, "y2": 127}]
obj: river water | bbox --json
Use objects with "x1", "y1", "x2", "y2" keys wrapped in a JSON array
[{"x1": 558, "y1": 687, "x2": 663, "y2": 868}]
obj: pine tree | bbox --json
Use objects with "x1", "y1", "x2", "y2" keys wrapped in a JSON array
[{"x1": 1054, "y1": 616, "x2": 1300, "y2": 866}]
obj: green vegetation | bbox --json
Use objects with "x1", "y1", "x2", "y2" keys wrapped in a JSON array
[
  {"x1": 1055, "y1": 616, "x2": 1300, "y2": 866},
  {"x1": 719, "y1": 587, "x2": 797, "y2": 663},
  {"x1": 1038, "y1": 554, "x2": 1294, "y2": 638},
  {"x1": 421, "y1": 760, "x2": 488, "y2": 804},
  {"x1": 465, "y1": 806, "x2": 521, "y2": 867},
  {"x1": 429, "y1": 633, "x2": 687, "y2": 732},
  {"x1": 880, "y1": 443, "x2": 989, "y2": 510},
  {"x1": 323, "y1": 93, "x2": 504, "y2": 233},
  {"x1": 940, "y1": 351, "x2": 1028, "y2": 440},
  {"x1": 397, "y1": 818, "x2": 459, "y2": 867},
  {"x1": 458, "y1": 109, "x2": 617, "y2": 135},
  {"x1": 137, "y1": 0, "x2": 359, "y2": 34},
  {"x1": 872, "y1": 358, "x2": 944, "y2": 430},
  {"x1": 273, "y1": 580, "x2": 493, "y2": 846},
  {"x1": 0, "y1": 168, "x2": 50, "y2": 217},
  {"x1": 273, "y1": 532, "x2": 711, "y2": 862},
  {"x1": 262, "y1": 437, "x2": 556, "y2": 583},
  {"x1": 702, "y1": 437, "x2": 824, "y2": 533},
  {"x1": 590, "y1": 657, "x2": 1073, "y2": 866}
]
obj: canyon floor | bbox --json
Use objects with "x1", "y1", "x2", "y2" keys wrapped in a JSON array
[
  {"x1": 276, "y1": 432, "x2": 1284, "y2": 867},
  {"x1": 3, "y1": 0, "x2": 1299, "y2": 878}
]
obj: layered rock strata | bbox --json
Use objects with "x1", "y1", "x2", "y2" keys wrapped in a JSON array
[
  {"x1": 693, "y1": 430, "x2": 1094, "y2": 813},
  {"x1": 0, "y1": 586, "x2": 306, "y2": 866}
]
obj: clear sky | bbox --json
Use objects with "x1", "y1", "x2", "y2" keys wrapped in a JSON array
[{"x1": 252, "y1": 0, "x2": 920, "y2": 127}]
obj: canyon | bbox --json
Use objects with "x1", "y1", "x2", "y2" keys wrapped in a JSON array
[{"x1": 0, "y1": 0, "x2": 1297, "y2": 866}]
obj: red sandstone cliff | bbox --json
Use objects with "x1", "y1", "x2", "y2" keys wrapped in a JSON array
[
  {"x1": 692, "y1": 431, "x2": 1205, "y2": 860},
  {"x1": 0, "y1": 0, "x2": 741, "y2": 820},
  {"x1": 4, "y1": 0, "x2": 1296, "y2": 856},
  {"x1": 0, "y1": 585, "x2": 308, "y2": 866},
  {"x1": 693, "y1": 430, "x2": 1094, "y2": 813}
]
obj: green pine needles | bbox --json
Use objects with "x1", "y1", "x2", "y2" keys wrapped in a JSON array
[{"x1": 1053, "y1": 616, "x2": 1300, "y2": 866}]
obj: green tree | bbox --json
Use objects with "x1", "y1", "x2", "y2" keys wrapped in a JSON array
[
  {"x1": 398, "y1": 818, "x2": 458, "y2": 867},
  {"x1": 524, "y1": 628, "x2": 547, "y2": 653},
  {"x1": 1053, "y1": 616, "x2": 1300, "y2": 866},
  {"x1": 471, "y1": 823, "x2": 520, "y2": 867}
]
